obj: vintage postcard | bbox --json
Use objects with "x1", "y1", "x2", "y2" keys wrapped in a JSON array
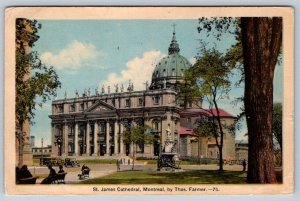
[{"x1": 4, "y1": 7, "x2": 294, "y2": 195}]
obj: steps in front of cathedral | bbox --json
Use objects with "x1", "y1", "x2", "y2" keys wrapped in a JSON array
[
  {"x1": 74, "y1": 155, "x2": 125, "y2": 160},
  {"x1": 73, "y1": 155, "x2": 147, "y2": 165}
]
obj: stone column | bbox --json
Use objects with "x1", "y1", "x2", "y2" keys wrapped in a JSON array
[
  {"x1": 114, "y1": 121, "x2": 119, "y2": 155},
  {"x1": 86, "y1": 122, "x2": 90, "y2": 155},
  {"x1": 130, "y1": 121, "x2": 135, "y2": 156},
  {"x1": 74, "y1": 123, "x2": 79, "y2": 156},
  {"x1": 120, "y1": 123, "x2": 124, "y2": 155},
  {"x1": 93, "y1": 121, "x2": 98, "y2": 156},
  {"x1": 63, "y1": 123, "x2": 68, "y2": 156},
  {"x1": 106, "y1": 121, "x2": 110, "y2": 156}
]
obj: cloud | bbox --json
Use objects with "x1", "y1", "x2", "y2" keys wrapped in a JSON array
[
  {"x1": 41, "y1": 40, "x2": 105, "y2": 71},
  {"x1": 189, "y1": 57, "x2": 197, "y2": 65},
  {"x1": 99, "y1": 51, "x2": 165, "y2": 91}
]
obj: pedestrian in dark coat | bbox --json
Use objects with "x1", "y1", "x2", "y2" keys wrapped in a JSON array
[
  {"x1": 116, "y1": 159, "x2": 120, "y2": 171},
  {"x1": 19, "y1": 165, "x2": 33, "y2": 179},
  {"x1": 242, "y1": 159, "x2": 247, "y2": 172},
  {"x1": 41, "y1": 165, "x2": 56, "y2": 184}
]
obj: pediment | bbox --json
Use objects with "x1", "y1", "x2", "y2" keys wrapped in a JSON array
[
  {"x1": 85, "y1": 100, "x2": 115, "y2": 113},
  {"x1": 91, "y1": 105, "x2": 110, "y2": 112}
]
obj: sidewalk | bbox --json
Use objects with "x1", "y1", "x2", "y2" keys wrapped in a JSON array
[
  {"x1": 30, "y1": 161, "x2": 150, "y2": 184},
  {"x1": 36, "y1": 170, "x2": 116, "y2": 184}
]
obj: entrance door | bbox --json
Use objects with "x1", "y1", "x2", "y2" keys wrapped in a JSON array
[
  {"x1": 90, "y1": 146, "x2": 94, "y2": 155},
  {"x1": 80, "y1": 144, "x2": 83, "y2": 155},
  {"x1": 154, "y1": 142, "x2": 159, "y2": 156},
  {"x1": 111, "y1": 145, "x2": 115, "y2": 155},
  {"x1": 100, "y1": 144, "x2": 105, "y2": 156},
  {"x1": 126, "y1": 144, "x2": 130, "y2": 156}
]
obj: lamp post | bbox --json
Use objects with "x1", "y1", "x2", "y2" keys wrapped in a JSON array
[
  {"x1": 56, "y1": 137, "x2": 62, "y2": 156},
  {"x1": 41, "y1": 138, "x2": 44, "y2": 164}
]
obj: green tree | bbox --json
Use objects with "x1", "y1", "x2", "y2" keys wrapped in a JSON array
[
  {"x1": 197, "y1": 17, "x2": 282, "y2": 183},
  {"x1": 273, "y1": 103, "x2": 282, "y2": 152},
  {"x1": 144, "y1": 131, "x2": 156, "y2": 157},
  {"x1": 181, "y1": 47, "x2": 233, "y2": 171},
  {"x1": 122, "y1": 125, "x2": 151, "y2": 170},
  {"x1": 16, "y1": 18, "x2": 61, "y2": 166}
]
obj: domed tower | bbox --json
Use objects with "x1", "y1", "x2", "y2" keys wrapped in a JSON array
[{"x1": 149, "y1": 28, "x2": 192, "y2": 90}]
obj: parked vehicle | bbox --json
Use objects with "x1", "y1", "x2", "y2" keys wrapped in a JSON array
[{"x1": 64, "y1": 158, "x2": 80, "y2": 167}]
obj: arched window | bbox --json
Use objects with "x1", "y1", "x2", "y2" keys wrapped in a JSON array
[
  {"x1": 79, "y1": 103, "x2": 84, "y2": 111},
  {"x1": 153, "y1": 122, "x2": 159, "y2": 131},
  {"x1": 68, "y1": 125, "x2": 74, "y2": 136},
  {"x1": 154, "y1": 96, "x2": 160, "y2": 105},
  {"x1": 69, "y1": 104, "x2": 75, "y2": 112}
]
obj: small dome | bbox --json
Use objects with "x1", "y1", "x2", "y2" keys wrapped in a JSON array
[{"x1": 150, "y1": 30, "x2": 192, "y2": 90}]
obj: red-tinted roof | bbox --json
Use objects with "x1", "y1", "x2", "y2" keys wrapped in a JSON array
[
  {"x1": 179, "y1": 127, "x2": 196, "y2": 136},
  {"x1": 207, "y1": 139, "x2": 216, "y2": 145},
  {"x1": 180, "y1": 108, "x2": 234, "y2": 118}
]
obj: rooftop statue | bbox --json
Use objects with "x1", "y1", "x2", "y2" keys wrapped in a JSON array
[
  {"x1": 120, "y1": 84, "x2": 124, "y2": 92},
  {"x1": 114, "y1": 84, "x2": 119, "y2": 93},
  {"x1": 83, "y1": 88, "x2": 87, "y2": 97},
  {"x1": 127, "y1": 80, "x2": 134, "y2": 92},
  {"x1": 101, "y1": 85, "x2": 105, "y2": 94},
  {"x1": 144, "y1": 81, "x2": 149, "y2": 91}
]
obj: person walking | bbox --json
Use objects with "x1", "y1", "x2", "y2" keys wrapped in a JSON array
[
  {"x1": 116, "y1": 159, "x2": 120, "y2": 171},
  {"x1": 242, "y1": 159, "x2": 247, "y2": 172}
]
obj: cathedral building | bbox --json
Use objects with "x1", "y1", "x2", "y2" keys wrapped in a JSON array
[{"x1": 49, "y1": 30, "x2": 236, "y2": 160}]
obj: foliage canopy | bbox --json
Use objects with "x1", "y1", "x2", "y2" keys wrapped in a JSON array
[{"x1": 16, "y1": 18, "x2": 61, "y2": 126}]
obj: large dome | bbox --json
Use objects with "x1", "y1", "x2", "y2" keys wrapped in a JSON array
[{"x1": 150, "y1": 30, "x2": 192, "y2": 90}]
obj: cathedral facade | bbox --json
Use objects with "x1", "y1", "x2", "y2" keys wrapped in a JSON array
[{"x1": 49, "y1": 30, "x2": 236, "y2": 160}]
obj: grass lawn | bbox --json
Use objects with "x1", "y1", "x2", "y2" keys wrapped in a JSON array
[{"x1": 80, "y1": 170, "x2": 247, "y2": 184}]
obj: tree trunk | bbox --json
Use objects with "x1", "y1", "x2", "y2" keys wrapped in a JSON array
[
  {"x1": 18, "y1": 121, "x2": 24, "y2": 167},
  {"x1": 241, "y1": 17, "x2": 282, "y2": 183},
  {"x1": 218, "y1": 145, "x2": 223, "y2": 171},
  {"x1": 132, "y1": 143, "x2": 135, "y2": 170},
  {"x1": 213, "y1": 98, "x2": 225, "y2": 171}
]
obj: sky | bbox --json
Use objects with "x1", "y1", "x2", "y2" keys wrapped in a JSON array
[{"x1": 30, "y1": 20, "x2": 283, "y2": 147}]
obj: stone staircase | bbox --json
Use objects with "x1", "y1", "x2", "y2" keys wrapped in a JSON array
[{"x1": 74, "y1": 155, "x2": 142, "y2": 164}]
